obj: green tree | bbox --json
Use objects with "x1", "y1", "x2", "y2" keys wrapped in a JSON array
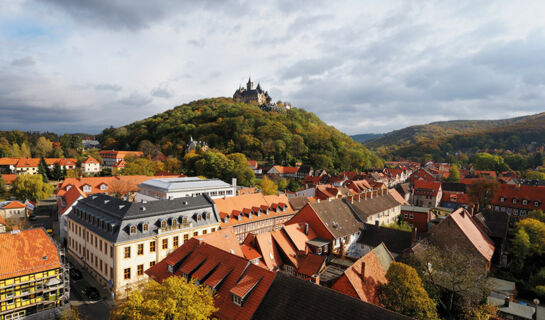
[
  {"x1": 11, "y1": 174, "x2": 54, "y2": 201},
  {"x1": 35, "y1": 136, "x2": 53, "y2": 157},
  {"x1": 447, "y1": 164, "x2": 461, "y2": 182},
  {"x1": 164, "y1": 157, "x2": 182, "y2": 173},
  {"x1": 52, "y1": 162, "x2": 64, "y2": 180},
  {"x1": 38, "y1": 157, "x2": 49, "y2": 183},
  {"x1": 226, "y1": 153, "x2": 255, "y2": 186},
  {"x1": 0, "y1": 174, "x2": 6, "y2": 199},
  {"x1": 110, "y1": 276, "x2": 217, "y2": 320},
  {"x1": 528, "y1": 210, "x2": 545, "y2": 223},
  {"x1": 473, "y1": 153, "x2": 510, "y2": 172},
  {"x1": 526, "y1": 170, "x2": 545, "y2": 181},
  {"x1": 123, "y1": 158, "x2": 157, "y2": 176},
  {"x1": 259, "y1": 176, "x2": 278, "y2": 195},
  {"x1": 20, "y1": 141, "x2": 31, "y2": 158},
  {"x1": 379, "y1": 262, "x2": 439, "y2": 320},
  {"x1": 53, "y1": 147, "x2": 64, "y2": 158}
]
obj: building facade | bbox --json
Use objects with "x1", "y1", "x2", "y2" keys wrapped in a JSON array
[
  {"x1": 81, "y1": 156, "x2": 101, "y2": 175},
  {"x1": 136, "y1": 177, "x2": 237, "y2": 202},
  {"x1": 0, "y1": 229, "x2": 68, "y2": 320},
  {"x1": 233, "y1": 78, "x2": 272, "y2": 105},
  {"x1": 98, "y1": 150, "x2": 144, "y2": 167},
  {"x1": 66, "y1": 194, "x2": 220, "y2": 298}
]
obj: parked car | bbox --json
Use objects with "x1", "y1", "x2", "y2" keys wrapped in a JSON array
[
  {"x1": 70, "y1": 268, "x2": 83, "y2": 281},
  {"x1": 84, "y1": 287, "x2": 100, "y2": 300}
]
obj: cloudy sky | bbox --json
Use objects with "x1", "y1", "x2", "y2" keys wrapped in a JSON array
[{"x1": 2, "y1": 0, "x2": 545, "y2": 135}]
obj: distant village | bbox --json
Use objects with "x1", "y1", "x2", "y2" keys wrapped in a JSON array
[{"x1": 1, "y1": 135, "x2": 543, "y2": 320}]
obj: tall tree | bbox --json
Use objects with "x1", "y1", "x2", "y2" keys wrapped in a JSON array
[
  {"x1": 447, "y1": 164, "x2": 461, "y2": 182},
  {"x1": 0, "y1": 174, "x2": 6, "y2": 199},
  {"x1": 38, "y1": 157, "x2": 49, "y2": 183},
  {"x1": 52, "y1": 162, "x2": 64, "y2": 180},
  {"x1": 35, "y1": 136, "x2": 53, "y2": 157},
  {"x1": 467, "y1": 178, "x2": 499, "y2": 211},
  {"x1": 122, "y1": 158, "x2": 157, "y2": 176},
  {"x1": 259, "y1": 176, "x2": 278, "y2": 195},
  {"x1": 20, "y1": 141, "x2": 31, "y2": 158},
  {"x1": 11, "y1": 174, "x2": 54, "y2": 201},
  {"x1": 110, "y1": 276, "x2": 217, "y2": 320},
  {"x1": 379, "y1": 262, "x2": 439, "y2": 320}
]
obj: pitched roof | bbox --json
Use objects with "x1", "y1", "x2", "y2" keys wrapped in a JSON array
[
  {"x1": 388, "y1": 188, "x2": 409, "y2": 205},
  {"x1": 56, "y1": 175, "x2": 180, "y2": 197},
  {"x1": 443, "y1": 208, "x2": 495, "y2": 262},
  {"x1": 345, "y1": 193, "x2": 401, "y2": 220},
  {"x1": 1, "y1": 200, "x2": 26, "y2": 209},
  {"x1": 99, "y1": 150, "x2": 144, "y2": 159},
  {"x1": 270, "y1": 165, "x2": 299, "y2": 174},
  {"x1": 308, "y1": 199, "x2": 363, "y2": 239},
  {"x1": 252, "y1": 270, "x2": 413, "y2": 320},
  {"x1": 413, "y1": 180, "x2": 441, "y2": 196},
  {"x1": 146, "y1": 241, "x2": 276, "y2": 320},
  {"x1": 358, "y1": 224, "x2": 413, "y2": 254},
  {"x1": 0, "y1": 174, "x2": 17, "y2": 185},
  {"x1": 0, "y1": 158, "x2": 20, "y2": 166},
  {"x1": 195, "y1": 228, "x2": 244, "y2": 257},
  {"x1": 288, "y1": 196, "x2": 312, "y2": 210},
  {"x1": 296, "y1": 253, "x2": 325, "y2": 277},
  {"x1": 491, "y1": 183, "x2": 545, "y2": 211},
  {"x1": 331, "y1": 243, "x2": 394, "y2": 305},
  {"x1": 0, "y1": 228, "x2": 61, "y2": 280},
  {"x1": 82, "y1": 156, "x2": 99, "y2": 164},
  {"x1": 441, "y1": 191, "x2": 473, "y2": 205},
  {"x1": 15, "y1": 158, "x2": 40, "y2": 168},
  {"x1": 282, "y1": 223, "x2": 317, "y2": 252},
  {"x1": 215, "y1": 193, "x2": 295, "y2": 228},
  {"x1": 475, "y1": 211, "x2": 510, "y2": 240},
  {"x1": 58, "y1": 186, "x2": 86, "y2": 215}
]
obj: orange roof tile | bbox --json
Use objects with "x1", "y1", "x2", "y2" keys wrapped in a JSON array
[
  {"x1": 282, "y1": 223, "x2": 317, "y2": 252},
  {"x1": 255, "y1": 233, "x2": 283, "y2": 270},
  {"x1": 296, "y1": 253, "x2": 325, "y2": 277},
  {"x1": 0, "y1": 229, "x2": 61, "y2": 280},
  {"x1": 0, "y1": 216, "x2": 6, "y2": 226},
  {"x1": 58, "y1": 185, "x2": 86, "y2": 215},
  {"x1": 82, "y1": 156, "x2": 99, "y2": 164},
  {"x1": 271, "y1": 165, "x2": 299, "y2": 174},
  {"x1": 15, "y1": 158, "x2": 40, "y2": 168},
  {"x1": 1, "y1": 174, "x2": 17, "y2": 185},
  {"x1": 195, "y1": 228, "x2": 244, "y2": 257},
  {"x1": 2, "y1": 201, "x2": 26, "y2": 209},
  {"x1": 241, "y1": 244, "x2": 262, "y2": 260},
  {"x1": 56, "y1": 175, "x2": 180, "y2": 197},
  {"x1": 413, "y1": 180, "x2": 441, "y2": 196},
  {"x1": 0, "y1": 158, "x2": 19, "y2": 166}
]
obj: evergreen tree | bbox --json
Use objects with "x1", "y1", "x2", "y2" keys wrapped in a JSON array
[
  {"x1": 0, "y1": 174, "x2": 6, "y2": 199},
  {"x1": 38, "y1": 157, "x2": 49, "y2": 183},
  {"x1": 52, "y1": 163, "x2": 63, "y2": 180}
]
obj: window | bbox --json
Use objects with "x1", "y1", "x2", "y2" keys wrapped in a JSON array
[
  {"x1": 198, "y1": 215, "x2": 202, "y2": 221},
  {"x1": 409, "y1": 214, "x2": 414, "y2": 219},
  {"x1": 130, "y1": 226, "x2": 136, "y2": 234},
  {"x1": 206, "y1": 213, "x2": 211, "y2": 220},
  {"x1": 171, "y1": 219, "x2": 177, "y2": 226},
  {"x1": 232, "y1": 295, "x2": 243, "y2": 306},
  {"x1": 500, "y1": 197, "x2": 505, "y2": 202},
  {"x1": 182, "y1": 217, "x2": 188, "y2": 224},
  {"x1": 535, "y1": 201, "x2": 540, "y2": 207},
  {"x1": 523, "y1": 200, "x2": 528, "y2": 205},
  {"x1": 161, "y1": 220, "x2": 166, "y2": 228},
  {"x1": 193, "y1": 231, "x2": 198, "y2": 237},
  {"x1": 143, "y1": 224, "x2": 148, "y2": 232},
  {"x1": 124, "y1": 247, "x2": 131, "y2": 258},
  {"x1": 512, "y1": 199, "x2": 517, "y2": 204},
  {"x1": 110, "y1": 245, "x2": 114, "y2": 258},
  {"x1": 150, "y1": 241, "x2": 156, "y2": 252},
  {"x1": 137, "y1": 243, "x2": 144, "y2": 255},
  {"x1": 150, "y1": 261, "x2": 156, "y2": 268},
  {"x1": 183, "y1": 234, "x2": 189, "y2": 242},
  {"x1": 202, "y1": 229, "x2": 207, "y2": 235},
  {"x1": 162, "y1": 239, "x2": 168, "y2": 249},
  {"x1": 173, "y1": 236, "x2": 179, "y2": 248},
  {"x1": 137, "y1": 264, "x2": 144, "y2": 276},
  {"x1": 124, "y1": 268, "x2": 131, "y2": 280},
  {"x1": 211, "y1": 228, "x2": 216, "y2": 232},
  {"x1": 404, "y1": 213, "x2": 408, "y2": 218}
]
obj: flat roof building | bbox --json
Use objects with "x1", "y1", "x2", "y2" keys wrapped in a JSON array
[{"x1": 136, "y1": 177, "x2": 237, "y2": 202}]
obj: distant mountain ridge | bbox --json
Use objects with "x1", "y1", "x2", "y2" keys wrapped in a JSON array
[
  {"x1": 359, "y1": 112, "x2": 545, "y2": 161},
  {"x1": 350, "y1": 133, "x2": 385, "y2": 143}
]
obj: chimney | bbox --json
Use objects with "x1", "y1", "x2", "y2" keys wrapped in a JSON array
[
  {"x1": 348, "y1": 195, "x2": 354, "y2": 204},
  {"x1": 370, "y1": 191, "x2": 373, "y2": 199},
  {"x1": 304, "y1": 222, "x2": 309, "y2": 235},
  {"x1": 317, "y1": 199, "x2": 320, "y2": 203},
  {"x1": 232, "y1": 177, "x2": 237, "y2": 188},
  {"x1": 504, "y1": 297, "x2": 510, "y2": 307},
  {"x1": 375, "y1": 220, "x2": 379, "y2": 226},
  {"x1": 411, "y1": 227, "x2": 417, "y2": 245},
  {"x1": 360, "y1": 261, "x2": 366, "y2": 282}
]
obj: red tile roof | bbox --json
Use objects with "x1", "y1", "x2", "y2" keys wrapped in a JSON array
[
  {"x1": 1, "y1": 174, "x2": 17, "y2": 185},
  {"x1": 441, "y1": 191, "x2": 473, "y2": 205},
  {"x1": 99, "y1": 150, "x2": 144, "y2": 159},
  {"x1": 214, "y1": 193, "x2": 295, "y2": 228},
  {"x1": 2, "y1": 200, "x2": 26, "y2": 209},
  {"x1": 82, "y1": 156, "x2": 99, "y2": 164},
  {"x1": 0, "y1": 228, "x2": 61, "y2": 280},
  {"x1": 58, "y1": 186, "x2": 86, "y2": 215},
  {"x1": 270, "y1": 165, "x2": 299, "y2": 174},
  {"x1": 195, "y1": 228, "x2": 244, "y2": 257},
  {"x1": 491, "y1": 184, "x2": 545, "y2": 211},
  {"x1": 15, "y1": 158, "x2": 40, "y2": 168},
  {"x1": 56, "y1": 175, "x2": 180, "y2": 197},
  {"x1": 0, "y1": 158, "x2": 19, "y2": 166},
  {"x1": 247, "y1": 160, "x2": 258, "y2": 169},
  {"x1": 241, "y1": 244, "x2": 262, "y2": 261},
  {"x1": 413, "y1": 180, "x2": 441, "y2": 196},
  {"x1": 282, "y1": 223, "x2": 317, "y2": 252},
  {"x1": 146, "y1": 240, "x2": 276, "y2": 320},
  {"x1": 296, "y1": 253, "x2": 325, "y2": 277}
]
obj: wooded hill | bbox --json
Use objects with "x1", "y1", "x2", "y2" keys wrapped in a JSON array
[
  {"x1": 98, "y1": 98, "x2": 383, "y2": 171},
  {"x1": 365, "y1": 112, "x2": 545, "y2": 162}
]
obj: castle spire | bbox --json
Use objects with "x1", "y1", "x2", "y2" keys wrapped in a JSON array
[{"x1": 246, "y1": 77, "x2": 253, "y2": 90}]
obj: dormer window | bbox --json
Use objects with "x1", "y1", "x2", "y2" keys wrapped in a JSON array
[
  {"x1": 161, "y1": 220, "x2": 166, "y2": 228},
  {"x1": 206, "y1": 213, "x2": 211, "y2": 220},
  {"x1": 513, "y1": 199, "x2": 517, "y2": 204},
  {"x1": 83, "y1": 185, "x2": 92, "y2": 193},
  {"x1": 535, "y1": 201, "x2": 540, "y2": 207},
  {"x1": 237, "y1": 215, "x2": 242, "y2": 221},
  {"x1": 143, "y1": 224, "x2": 148, "y2": 232},
  {"x1": 282, "y1": 205, "x2": 286, "y2": 212},
  {"x1": 523, "y1": 200, "x2": 528, "y2": 205},
  {"x1": 100, "y1": 184, "x2": 108, "y2": 191},
  {"x1": 232, "y1": 295, "x2": 243, "y2": 307},
  {"x1": 500, "y1": 197, "x2": 505, "y2": 203},
  {"x1": 130, "y1": 226, "x2": 136, "y2": 234},
  {"x1": 197, "y1": 215, "x2": 202, "y2": 221}
]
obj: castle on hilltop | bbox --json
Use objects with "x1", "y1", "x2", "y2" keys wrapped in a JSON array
[
  {"x1": 233, "y1": 78, "x2": 292, "y2": 111},
  {"x1": 233, "y1": 78, "x2": 272, "y2": 105}
]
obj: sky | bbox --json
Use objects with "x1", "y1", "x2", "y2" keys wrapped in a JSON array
[{"x1": 2, "y1": 0, "x2": 545, "y2": 135}]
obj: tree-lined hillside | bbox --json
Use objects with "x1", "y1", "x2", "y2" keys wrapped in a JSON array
[
  {"x1": 364, "y1": 112, "x2": 545, "y2": 162},
  {"x1": 98, "y1": 98, "x2": 383, "y2": 171}
]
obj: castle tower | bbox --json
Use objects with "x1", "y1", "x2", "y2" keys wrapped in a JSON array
[{"x1": 247, "y1": 77, "x2": 253, "y2": 90}]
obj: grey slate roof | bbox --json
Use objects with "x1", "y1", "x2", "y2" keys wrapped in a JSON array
[
  {"x1": 475, "y1": 211, "x2": 510, "y2": 240},
  {"x1": 69, "y1": 194, "x2": 219, "y2": 243},
  {"x1": 251, "y1": 272, "x2": 414, "y2": 320},
  {"x1": 309, "y1": 199, "x2": 363, "y2": 239},
  {"x1": 288, "y1": 196, "x2": 311, "y2": 210},
  {"x1": 401, "y1": 205, "x2": 430, "y2": 213},
  {"x1": 345, "y1": 194, "x2": 401, "y2": 221},
  {"x1": 357, "y1": 224, "x2": 413, "y2": 254}
]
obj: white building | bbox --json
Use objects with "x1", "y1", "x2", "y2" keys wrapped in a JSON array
[
  {"x1": 81, "y1": 156, "x2": 101, "y2": 174},
  {"x1": 136, "y1": 177, "x2": 237, "y2": 202}
]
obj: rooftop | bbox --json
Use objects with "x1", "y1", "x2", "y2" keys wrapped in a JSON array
[{"x1": 139, "y1": 177, "x2": 233, "y2": 191}]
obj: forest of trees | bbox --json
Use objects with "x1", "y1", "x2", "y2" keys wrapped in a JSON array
[
  {"x1": 365, "y1": 112, "x2": 545, "y2": 165},
  {"x1": 98, "y1": 98, "x2": 383, "y2": 172}
]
